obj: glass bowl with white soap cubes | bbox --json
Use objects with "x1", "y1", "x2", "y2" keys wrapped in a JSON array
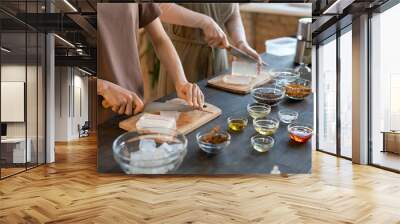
[{"x1": 113, "y1": 128, "x2": 187, "y2": 174}]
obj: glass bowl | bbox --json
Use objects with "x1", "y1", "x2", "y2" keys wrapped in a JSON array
[
  {"x1": 278, "y1": 109, "x2": 299, "y2": 124},
  {"x1": 253, "y1": 118, "x2": 280, "y2": 136},
  {"x1": 284, "y1": 78, "x2": 312, "y2": 100},
  {"x1": 227, "y1": 117, "x2": 248, "y2": 133},
  {"x1": 251, "y1": 84, "x2": 285, "y2": 106},
  {"x1": 112, "y1": 128, "x2": 187, "y2": 174},
  {"x1": 251, "y1": 135, "x2": 275, "y2": 152},
  {"x1": 287, "y1": 123, "x2": 313, "y2": 143},
  {"x1": 270, "y1": 68, "x2": 300, "y2": 86},
  {"x1": 247, "y1": 103, "x2": 271, "y2": 119},
  {"x1": 196, "y1": 131, "x2": 231, "y2": 154}
]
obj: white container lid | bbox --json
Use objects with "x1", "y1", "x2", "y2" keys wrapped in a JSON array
[{"x1": 265, "y1": 37, "x2": 297, "y2": 56}]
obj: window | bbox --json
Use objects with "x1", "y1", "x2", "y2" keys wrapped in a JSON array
[
  {"x1": 339, "y1": 28, "x2": 352, "y2": 158},
  {"x1": 370, "y1": 3, "x2": 400, "y2": 171},
  {"x1": 317, "y1": 37, "x2": 337, "y2": 155}
]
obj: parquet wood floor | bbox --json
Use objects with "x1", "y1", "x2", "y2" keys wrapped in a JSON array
[{"x1": 1, "y1": 135, "x2": 400, "y2": 224}]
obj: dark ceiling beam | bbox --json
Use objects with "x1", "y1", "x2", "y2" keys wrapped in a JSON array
[
  {"x1": 0, "y1": 8, "x2": 38, "y2": 31},
  {"x1": 67, "y1": 14, "x2": 96, "y2": 40},
  {"x1": 15, "y1": 13, "x2": 82, "y2": 32},
  {"x1": 0, "y1": 18, "x2": 27, "y2": 31},
  {"x1": 55, "y1": 55, "x2": 96, "y2": 70},
  {"x1": 86, "y1": 0, "x2": 97, "y2": 12}
]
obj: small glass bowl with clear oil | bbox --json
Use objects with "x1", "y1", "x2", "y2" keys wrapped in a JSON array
[
  {"x1": 247, "y1": 103, "x2": 271, "y2": 119},
  {"x1": 227, "y1": 117, "x2": 248, "y2": 133},
  {"x1": 253, "y1": 118, "x2": 280, "y2": 136},
  {"x1": 251, "y1": 135, "x2": 274, "y2": 152}
]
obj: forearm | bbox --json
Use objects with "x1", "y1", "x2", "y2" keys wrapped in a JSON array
[
  {"x1": 146, "y1": 20, "x2": 187, "y2": 86},
  {"x1": 225, "y1": 4, "x2": 248, "y2": 47},
  {"x1": 158, "y1": 3, "x2": 209, "y2": 29}
]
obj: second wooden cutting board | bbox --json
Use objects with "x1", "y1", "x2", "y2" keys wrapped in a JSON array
[{"x1": 119, "y1": 99, "x2": 221, "y2": 135}]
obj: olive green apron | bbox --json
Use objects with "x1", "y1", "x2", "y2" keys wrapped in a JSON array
[{"x1": 154, "y1": 3, "x2": 235, "y2": 99}]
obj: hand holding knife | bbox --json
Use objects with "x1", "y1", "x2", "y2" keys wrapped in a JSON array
[{"x1": 226, "y1": 45, "x2": 267, "y2": 67}]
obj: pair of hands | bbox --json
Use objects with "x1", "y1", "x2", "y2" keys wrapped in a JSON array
[
  {"x1": 98, "y1": 79, "x2": 204, "y2": 116},
  {"x1": 200, "y1": 17, "x2": 263, "y2": 65}
]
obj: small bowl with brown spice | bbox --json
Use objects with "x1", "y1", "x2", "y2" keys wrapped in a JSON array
[
  {"x1": 284, "y1": 78, "x2": 312, "y2": 100},
  {"x1": 196, "y1": 126, "x2": 231, "y2": 154}
]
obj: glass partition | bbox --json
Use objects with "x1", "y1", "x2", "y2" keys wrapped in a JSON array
[
  {"x1": 0, "y1": 2, "x2": 46, "y2": 179},
  {"x1": 1, "y1": 31, "x2": 28, "y2": 177},
  {"x1": 317, "y1": 36, "x2": 337, "y2": 155}
]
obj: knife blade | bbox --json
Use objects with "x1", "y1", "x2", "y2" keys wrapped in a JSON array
[
  {"x1": 227, "y1": 45, "x2": 267, "y2": 66},
  {"x1": 143, "y1": 102, "x2": 195, "y2": 113}
]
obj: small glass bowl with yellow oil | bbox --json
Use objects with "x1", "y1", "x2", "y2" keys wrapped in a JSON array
[
  {"x1": 227, "y1": 117, "x2": 248, "y2": 133},
  {"x1": 247, "y1": 103, "x2": 271, "y2": 119},
  {"x1": 253, "y1": 118, "x2": 280, "y2": 136},
  {"x1": 251, "y1": 135, "x2": 274, "y2": 152}
]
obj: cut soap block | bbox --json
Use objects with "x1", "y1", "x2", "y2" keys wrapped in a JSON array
[
  {"x1": 222, "y1": 75, "x2": 253, "y2": 85},
  {"x1": 119, "y1": 99, "x2": 222, "y2": 135},
  {"x1": 232, "y1": 60, "x2": 257, "y2": 77},
  {"x1": 136, "y1": 113, "x2": 177, "y2": 134}
]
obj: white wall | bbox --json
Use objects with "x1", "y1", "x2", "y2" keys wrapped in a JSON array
[
  {"x1": 54, "y1": 67, "x2": 89, "y2": 141},
  {"x1": 1, "y1": 65, "x2": 26, "y2": 139}
]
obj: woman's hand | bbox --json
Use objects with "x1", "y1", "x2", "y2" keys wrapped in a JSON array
[
  {"x1": 200, "y1": 16, "x2": 230, "y2": 49},
  {"x1": 236, "y1": 41, "x2": 263, "y2": 65},
  {"x1": 176, "y1": 82, "x2": 204, "y2": 109},
  {"x1": 97, "y1": 79, "x2": 144, "y2": 116}
]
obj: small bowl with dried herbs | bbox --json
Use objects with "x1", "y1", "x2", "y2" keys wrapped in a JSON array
[{"x1": 196, "y1": 126, "x2": 231, "y2": 154}]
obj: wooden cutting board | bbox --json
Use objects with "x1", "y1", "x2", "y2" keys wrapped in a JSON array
[
  {"x1": 207, "y1": 73, "x2": 271, "y2": 95},
  {"x1": 119, "y1": 100, "x2": 221, "y2": 135}
]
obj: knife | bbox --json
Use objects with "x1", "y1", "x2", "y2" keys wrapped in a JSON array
[
  {"x1": 102, "y1": 100, "x2": 207, "y2": 113},
  {"x1": 227, "y1": 45, "x2": 267, "y2": 66}
]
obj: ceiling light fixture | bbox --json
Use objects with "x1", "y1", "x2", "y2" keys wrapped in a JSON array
[
  {"x1": 63, "y1": 0, "x2": 78, "y2": 12},
  {"x1": 77, "y1": 67, "x2": 93, "y2": 76},
  {"x1": 0, "y1": 47, "x2": 11, "y2": 53},
  {"x1": 1, "y1": 47, "x2": 11, "y2": 53},
  {"x1": 323, "y1": 0, "x2": 354, "y2": 15},
  {"x1": 54, "y1": 34, "x2": 75, "y2": 48}
]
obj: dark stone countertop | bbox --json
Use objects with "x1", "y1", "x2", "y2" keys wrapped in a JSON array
[{"x1": 97, "y1": 53, "x2": 313, "y2": 174}]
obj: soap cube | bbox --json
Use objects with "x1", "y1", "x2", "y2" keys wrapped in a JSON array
[
  {"x1": 136, "y1": 113, "x2": 177, "y2": 134},
  {"x1": 139, "y1": 139, "x2": 156, "y2": 152},
  {"x1": 232, "y1": 60, "x2": 257, "y2": 77},
  {"x1": 160, "y1": 111, "x2": 181, "y2": 120}
]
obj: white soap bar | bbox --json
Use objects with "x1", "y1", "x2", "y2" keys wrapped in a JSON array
[
  {"x1": 232, "y1": 60, "x2": 257, "y2": 77},
  {"x1": 223, "y1": 75, "x2": 253, "y2": 85},
  {"x1": 160, "y1": 111, "x2": 181, "y2": 120},
  {"x1": 136, "y1": 113, "x2": 176, "y2": 134}
]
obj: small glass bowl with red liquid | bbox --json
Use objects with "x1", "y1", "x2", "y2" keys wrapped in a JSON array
[{"x1": 287, "y1": 123, "x2": 313, "y2": 143}]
